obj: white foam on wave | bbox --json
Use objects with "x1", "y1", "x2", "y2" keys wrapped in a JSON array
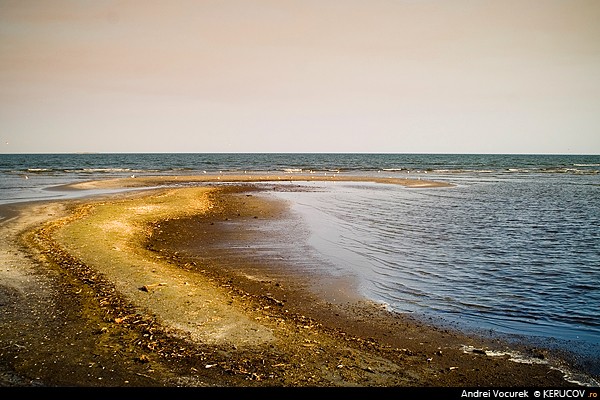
[
  {"x1": 461, "y1": 345, "x2": 599, "y2": 387},
  {"x1": 79, "y1": 168, "x2": 135, "y2": 173}
]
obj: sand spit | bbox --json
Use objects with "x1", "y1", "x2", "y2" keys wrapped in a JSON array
[
  {"x1": 62, "y1": 173, "x2": 454, "y2": 191},
  {"x1": 0, "y1": 177, "x2": 595, "y2": 388}
]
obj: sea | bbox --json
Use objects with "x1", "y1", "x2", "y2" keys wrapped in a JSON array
[{"x1": 1, "y1": 153, "x2": 599, "y2": 381}]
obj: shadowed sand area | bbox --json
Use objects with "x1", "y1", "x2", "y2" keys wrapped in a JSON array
[{"x1": 0, "y1": 175, "x2": 596, "y2": 387}]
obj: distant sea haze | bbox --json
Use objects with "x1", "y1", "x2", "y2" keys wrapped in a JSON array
[{"x1": 1, "y1": 153, "x2": 598, "y2": 377}]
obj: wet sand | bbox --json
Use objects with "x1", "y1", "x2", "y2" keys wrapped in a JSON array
[
  {"x1": 0, "y1": 175, "x2": 596, "y2": 388},
  {"x1": 60, "y1": 173, "x2": 455, "y2": 191}
]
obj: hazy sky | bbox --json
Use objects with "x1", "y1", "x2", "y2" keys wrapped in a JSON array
[{"x1": 1, "y1": 0, "x2": 599, "y2": 154}]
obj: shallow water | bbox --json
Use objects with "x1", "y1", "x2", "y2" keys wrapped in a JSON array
[{"x1": 269, "y1": 176, "x2": 600, "y2": 374}]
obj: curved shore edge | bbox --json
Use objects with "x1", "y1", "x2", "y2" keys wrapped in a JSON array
[{"x1": 0, "y1": 176, "x2": 597, "y2": 387}]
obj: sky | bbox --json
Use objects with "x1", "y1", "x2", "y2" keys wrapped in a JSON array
[{"x1": 1, "y1": 0, "x2": 599, "y2": 154}]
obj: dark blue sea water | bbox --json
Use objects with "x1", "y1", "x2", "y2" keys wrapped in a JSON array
[{"x1": 1, "y1": 153, "x2": 599, "y2": 380}]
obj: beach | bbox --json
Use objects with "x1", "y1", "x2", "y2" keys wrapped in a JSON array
[{"x1": 0, "y1": 175, "x2": 593, "y2": 387}]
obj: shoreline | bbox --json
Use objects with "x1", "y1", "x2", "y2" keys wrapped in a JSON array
[
  {"x1": 58, "y1": 173, "x2": 455, "y2": 191},
  {"x1": 0, "y1": 176, "x2": 597, "y2": 387}
]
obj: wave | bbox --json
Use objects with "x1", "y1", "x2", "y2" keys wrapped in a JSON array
[
  {"x1": 16, "y1": 165, "x2": 599, "y2": 177},
  {"x1": 385, "y1": 167, "x2": 599, "y2": 175},
  {"x1": 20, "y1": 167, "x2": 163, "y2": 174},
  {"x1": 539, "y1": 167, "x2": 599, "y2": 175},
  {"x1": 77, "y1": 168, "x2": 156, "y2": 173},
  {"x1": 26, "y1": 168, "x2": 52, "y2": 172},
  {"x1": 3, "y1": 153, "x2": 598, "y2": 178}
]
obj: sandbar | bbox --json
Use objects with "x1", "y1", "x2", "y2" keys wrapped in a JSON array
[{"x1": 0, "y1": 175, "x2": 595, "y2": 388}]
